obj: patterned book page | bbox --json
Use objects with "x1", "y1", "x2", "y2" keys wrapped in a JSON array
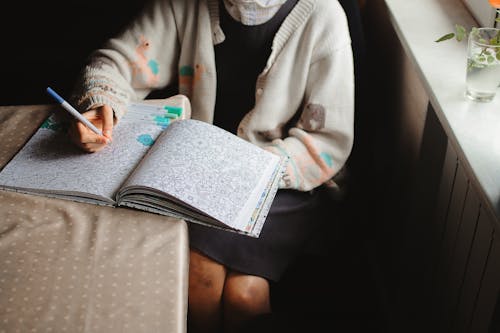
[
  {"x1": 0, "y1": 110, "x2": 167, "y2": 203},
  {"x1": 119, "y1": 119, "x2": 281, "y2": 232}
]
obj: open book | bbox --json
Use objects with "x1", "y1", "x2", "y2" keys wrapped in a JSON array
[{"x1": 0, "y1": 96, "x2": 285, "y2": 237}]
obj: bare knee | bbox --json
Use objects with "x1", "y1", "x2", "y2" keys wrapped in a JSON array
[
  {"x1": 188, "y1": 250, "x2": 226, "y2": 333},
  {"x1": 222, "y1": 272, "x2": 271, "y2": 316},
  {"x1": 188, "y1": 249, "x2": 226, "y2": 300}
]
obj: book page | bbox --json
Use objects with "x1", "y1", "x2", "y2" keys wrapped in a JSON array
[
  {"x1": 0, "y1": 109, "x2": 167, "y2": 203},
  {"x1": 118, "y1": 119, "x2": 281, "y2": 232}
]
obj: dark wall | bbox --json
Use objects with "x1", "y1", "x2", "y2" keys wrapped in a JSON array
[{"x1": 0, "y1": 1, "x2": 145, "y2": 106}]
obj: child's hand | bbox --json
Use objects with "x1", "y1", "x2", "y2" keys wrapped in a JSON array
[{"x1": 68, "y1": 105, "x2": 114, "y2": 153}]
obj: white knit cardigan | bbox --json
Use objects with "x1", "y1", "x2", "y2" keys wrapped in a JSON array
[{"x1": 72, "y1": 0, "x2": 355, "y2": 191}]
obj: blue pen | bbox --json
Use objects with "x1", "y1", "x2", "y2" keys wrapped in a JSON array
[{"x1": 46, "y1": 87, "x2": 104, "y2": 136}]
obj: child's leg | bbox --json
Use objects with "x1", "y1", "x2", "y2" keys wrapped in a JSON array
[
  {"x1": 222, "y1": 271, "x2": 271, "y2": 333},
  {"x1": 188, "y1": 249, "x2": 227, "y2": 333}
]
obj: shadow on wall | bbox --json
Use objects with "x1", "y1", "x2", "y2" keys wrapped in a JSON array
[{"x1": 0, "y1": 1, "x2": 145, "y2": 106}]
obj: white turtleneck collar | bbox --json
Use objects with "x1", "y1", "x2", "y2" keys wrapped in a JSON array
[{"x1": 222, "y1": 0, "x2": 288, "y2": 25}]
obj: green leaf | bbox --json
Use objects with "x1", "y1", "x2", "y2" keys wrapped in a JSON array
[
  {"x1": 487, "y1": 55, "x2": 495, "y2": 63},
  {"x1": 493, "y1": 30, "x2": 500, "y2": 45},
  {"x1": 455, "y1": 25, "x2": 467, "y2": 41},
  {"x1": 435, "y1": 33, "x2": 455, "y2": 42}
]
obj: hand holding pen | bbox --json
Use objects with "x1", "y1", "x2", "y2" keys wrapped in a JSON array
[{"x1": 46, "y1": 87, "x2": 114, "y2": 153}]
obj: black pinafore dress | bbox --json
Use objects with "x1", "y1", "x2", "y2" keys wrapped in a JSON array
[{"x1": 188, "y1": 0, "x2": 324, "y2": 282}]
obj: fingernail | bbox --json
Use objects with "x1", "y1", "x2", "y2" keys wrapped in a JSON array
[{"x1": 103, "y1": 129, "x2": 111, "y2": 136}]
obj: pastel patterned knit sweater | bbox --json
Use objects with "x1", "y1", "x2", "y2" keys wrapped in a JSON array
[{"x1": 71, "y1": 0, "x2": 354, "y2": 191}]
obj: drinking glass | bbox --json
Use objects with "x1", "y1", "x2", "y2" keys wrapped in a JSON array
[{"x1": 465, "y1": 27, "x2": 500, "y2": 102}]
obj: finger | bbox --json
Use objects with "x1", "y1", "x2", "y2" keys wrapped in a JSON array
[
  {"x1": 99, "y1": 105, "x2": 114, "y2": 140},
  {"x1": 81, "y1": 142, "x2": 108, "y2": 153},
  {"x1": 68, "y1": 127, "x2": 93, "y2": 152},
  {"x1": 82, "y1": 109, "x2": 100, "y2": 120},
  {"x1": 67, "y1": 109, "x2": 108, "y2": 152},
  {"x1": 68, "y1": 121, "x2": 88, "y2": 147},
  {"x1": 75, "y1": 121, "x2": 108, "y2": 144},
  {"x1": 78, "y1": 109, "x2": 108, "y2": 143}
]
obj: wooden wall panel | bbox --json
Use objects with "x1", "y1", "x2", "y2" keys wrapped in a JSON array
[
  {"x1": 469, "y1": 222, "x2": 500, "y2": 333},
  {"x1": 448, "y1": 210, "x2": 494, "y2": 333},
  {"x1": 430, "y1": 143, "x2": 458, "y2": 269},
  {"x1": 393, "y1": 106, "x2": 448, "y2": 330},
  {"x1": 442, "y1": 185, "x2": 481, "y2": 331},
  {"x1": 432, "y1": 164, "x2": 469, "y2": 318},
  {"x1": 428, "y1": 142, "x2": 458, "y2": 281}
]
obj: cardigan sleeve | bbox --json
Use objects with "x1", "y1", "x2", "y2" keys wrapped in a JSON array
[
  {"x1": 265, "y1": 44, "x2": 355, "y2": 191},
  {"x1": 70, "y1": 0, "x2": 180, "y2": 120}
]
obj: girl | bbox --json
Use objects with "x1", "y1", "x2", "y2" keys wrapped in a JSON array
[{"x1": 69, "y1": 0, "x2": 354, "y2": 332}]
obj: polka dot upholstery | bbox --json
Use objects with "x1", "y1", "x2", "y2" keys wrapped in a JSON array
[{"x1": 0, "y1": 103, "x2": 189, "y2": 333}]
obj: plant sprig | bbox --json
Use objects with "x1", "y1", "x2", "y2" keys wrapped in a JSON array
[
  {"x1": 435, "y1": 25, "x2": 500, "y2": 49},
  {"x1": 435, "y1": 24, "x2": 468, "y2": 43},
  {"x1": 435, "y1": 6, "x2": 500, "y2": 43}
]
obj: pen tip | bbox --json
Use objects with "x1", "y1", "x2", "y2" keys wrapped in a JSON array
[{"x1": 46, "y1": 87, "x2": 64, "y2": 104}]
